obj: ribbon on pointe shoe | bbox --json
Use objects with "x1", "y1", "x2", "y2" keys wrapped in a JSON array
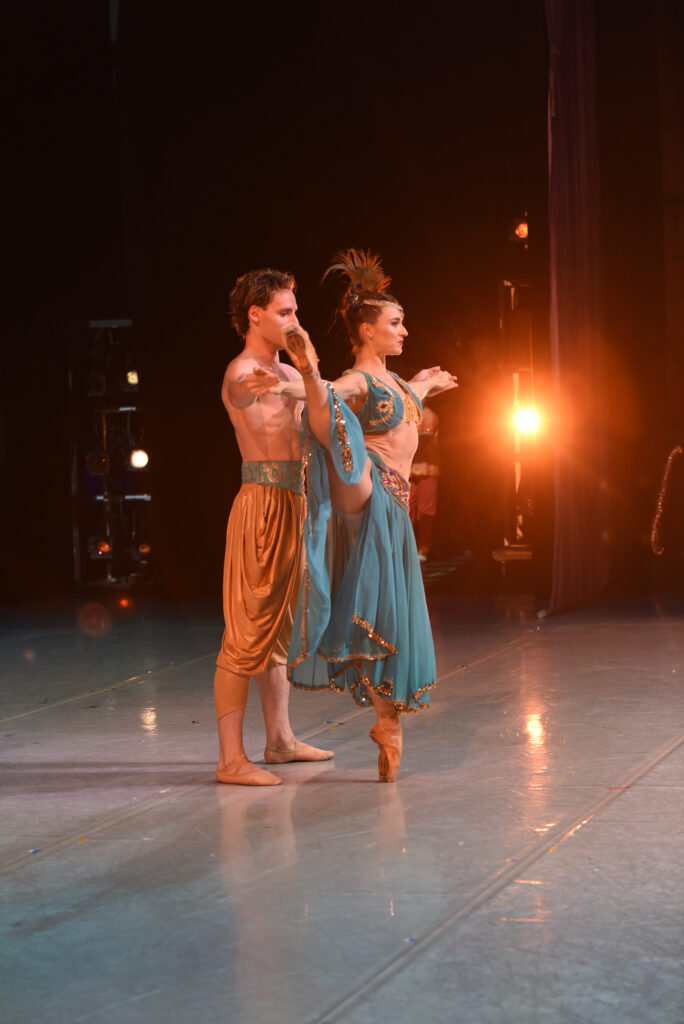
[{"x1": 370, "y1": 720, "x2": 403, "y2": 783}]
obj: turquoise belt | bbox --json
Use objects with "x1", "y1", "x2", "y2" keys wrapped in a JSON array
[{"x1": 241, "y1": 460, "x2": 303, "y2": 496}]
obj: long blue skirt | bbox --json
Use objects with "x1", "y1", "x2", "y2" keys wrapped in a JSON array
[{"x1": 287, "y1": 388, "x2": 436, "y2": 713}]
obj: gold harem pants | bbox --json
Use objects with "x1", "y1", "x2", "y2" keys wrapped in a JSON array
[{"x1": 215, "y1": 462, "x2": 304, "y2": 715}]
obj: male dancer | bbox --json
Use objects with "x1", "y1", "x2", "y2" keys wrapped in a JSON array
[{"x1": 214, "y1": 268, "x2": 333, "y2": 786}]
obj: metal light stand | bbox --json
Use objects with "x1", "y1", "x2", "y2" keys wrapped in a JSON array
[
  {"x1": 68, "y1": 319, "x2": 152, "y2": 587},
  {"x1": 492, "y1": 279, "x2": 536, "y2": 575}
]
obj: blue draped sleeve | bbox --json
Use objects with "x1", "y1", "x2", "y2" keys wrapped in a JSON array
[{"x1": 290, "y1": 386, "x2": 367, "y2": 685}]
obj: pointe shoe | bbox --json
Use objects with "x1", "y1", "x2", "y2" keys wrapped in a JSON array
[
  {"x1": 282, "y1": 324, "x2": 320, "y2": 379},
  {"x1": 216, "y1": 755, "x2": 282, "y2": 786},
  {"x1": 264, "y1": 739, "x2": 334, "y2": 764},
  {"x1": 370, "y1": 719, "x2": 403, "y2": 783}
]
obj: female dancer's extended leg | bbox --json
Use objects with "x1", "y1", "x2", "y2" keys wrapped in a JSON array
[
  {"x1": 283, "y1": 324, "x2": 372, "y2": 516},
  {"x1": 283, "y1": 325, "x2": 402, "y2": 781}
]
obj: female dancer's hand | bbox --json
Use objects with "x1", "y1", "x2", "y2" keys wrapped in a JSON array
[
  {"x1": 410, "y1": 367, "x2": 458, "y2": 398},
  {"x1": 249, "y1": 369, "x2": 305, "y2": 401},
  {"x1": 244, "y1": 367, "x2": 282, "y2": 395},
  {"x1": 411, "y1": 366, "x2": 441, "y2": 381},
  {"x1": 261, "y1": 374, "x2": 307, "y2": 400}
]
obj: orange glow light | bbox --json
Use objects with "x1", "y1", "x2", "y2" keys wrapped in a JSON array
[
  {"x1": 77, "y1": 601, "x2": 112, "y2": 637},
  {"x1": 514, "y1": 221, "x2": 529, "y2": 240},
  {"x1": 512, "y1": 406, "x2": 542, "y2": 436},
  {"x1": 525, "y1": 713, "x2": 545, "y2": 746}
]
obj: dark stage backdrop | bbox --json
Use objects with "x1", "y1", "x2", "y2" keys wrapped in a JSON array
[
  {"x1": 545, "y1": 0, "x2": 683, "y2": 610},
  {"x1": 3, "y1": 2, "x2": 679, "y2": 603},
  {"x1": 116, "y1": 2, "x2": 552, "y2": 600},
  {"x1": 545, "y1": 0, "x2": 609, "y2": 612},
  {"x1": 595, "y1": 0, "x2": 684, "y2": 597},
  {"x1": 3, "y1": 0, "x2": 550, "y2": 599}
]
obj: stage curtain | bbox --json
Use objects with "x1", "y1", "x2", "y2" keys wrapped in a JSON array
[{"x1": 546, "y1": 0, "x2": 610, "y2": 612}]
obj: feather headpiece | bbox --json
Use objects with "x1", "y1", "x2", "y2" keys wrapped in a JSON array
[{"x1": 322, "y1": 248, "x2": 399, "y2": 311}]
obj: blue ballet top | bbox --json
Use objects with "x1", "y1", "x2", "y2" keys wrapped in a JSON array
[{"x1": 343, "y1": 370, "x2": 422, "y2": 433}]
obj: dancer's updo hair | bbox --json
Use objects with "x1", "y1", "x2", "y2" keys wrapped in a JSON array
[{"x1": 322, "y1": 249, "x2": 402, "y2": 353}]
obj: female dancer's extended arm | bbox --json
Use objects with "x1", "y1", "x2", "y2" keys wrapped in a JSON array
[
  {"x1": 407, "y1": 367, "x2": 458, "y2": 401},
  {"x1": 262, "y1": 368, "x2": 368, "y2": 407},
  {"x1": 267, "y1": 365, "x2": 457, "y2": 403}
]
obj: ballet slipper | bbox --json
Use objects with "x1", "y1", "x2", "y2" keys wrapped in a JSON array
[
  {"x1": 282, "y1": 324, "x2": 320, "y2": 379},
  {"x1": 370, "y1": 718, "x2": 403, "y2": 783},
  {"x1": 264, "y1": 739, "x2": 334, "y2": 764},
  {"x1": 216, "y1": 754, "x2": 282, "y2": 786}
]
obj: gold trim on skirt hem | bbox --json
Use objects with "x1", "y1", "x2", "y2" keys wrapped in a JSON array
[
  {"x1": 351, "y1": 614, "x2": 398, "y2": 653},
  {"x1": 288, "y1": 654, "x2": 436, "y2": 714}
]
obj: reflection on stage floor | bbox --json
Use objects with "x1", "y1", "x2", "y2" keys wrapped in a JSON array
[{"x1": 1, "y1": 593, "x2": 682, "y2": 1024}]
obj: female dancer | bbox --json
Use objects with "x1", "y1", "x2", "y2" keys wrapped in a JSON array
[{"x1": 280, "y1": 250, "x2": 457, "y2": 781}]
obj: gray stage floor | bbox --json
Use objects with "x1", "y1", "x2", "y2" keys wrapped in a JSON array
[{"x1": 1, "y1": 591, "x2": 683, "y2": 1024}]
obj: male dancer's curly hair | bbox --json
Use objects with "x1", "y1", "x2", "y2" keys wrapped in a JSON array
[
  {"x1": 229, "y1": 268, "x2": 296, "y2": 337},
  {"x1": 322, "y1": 249, "x2": 402, "y2": 352}
]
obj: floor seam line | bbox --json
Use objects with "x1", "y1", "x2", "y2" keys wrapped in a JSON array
[
  {"x1": 0, "y1": 634, "x2": 538, "y2": 870},
  {"x1": 437, "y1": 633, "x2": 530, "y2": 685},
  {"x1": 2, "y1": 632, "x2": 528, "y2": 728},
  {"x1": 297, "y1": 634, "x2": 532, "y2": 742},
  {"x1": 307, "y1": 729, "x2": 684, "y2": 1024},
  {"x1": 0, "y1": 779, "x2": 214, "y2": 874},
  {"x1": 0, "y1": 652, "x2": 216, "y2": 724}
]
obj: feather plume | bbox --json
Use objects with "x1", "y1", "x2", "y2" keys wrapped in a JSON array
[{"x1": 322, "y1": 248, "x2": 392, "y2": 299}]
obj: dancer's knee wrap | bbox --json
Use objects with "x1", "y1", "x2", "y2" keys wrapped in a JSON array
[{"x1": 214, "y1": 665, "x2": 250, "y2": 719}]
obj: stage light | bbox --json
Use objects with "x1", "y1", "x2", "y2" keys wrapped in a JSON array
[
  {"x1": 514, "y1": 220, "x2": 529, "y2": 241},
  {"x1": 122, "y1": 369, "x2": 139, "y2": 392},
  {"x1": 512, "y1": 406, "x2": 542, "y2": 436},
  {"x1": 130, "y1": 540, "x2": 151, "y2": 563},
  {"x1": 129, "y1": 448, "x2": 149, "y2": 469},
  {"x1": 88, "y1": 536, "x2": 112, "y2": 559},
  {"x1": 86, "y1": 451, "x2": 109, "y2": 474},
  {"x1": 508, "y1": 213, "x2": 530, "y2": 249}
]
